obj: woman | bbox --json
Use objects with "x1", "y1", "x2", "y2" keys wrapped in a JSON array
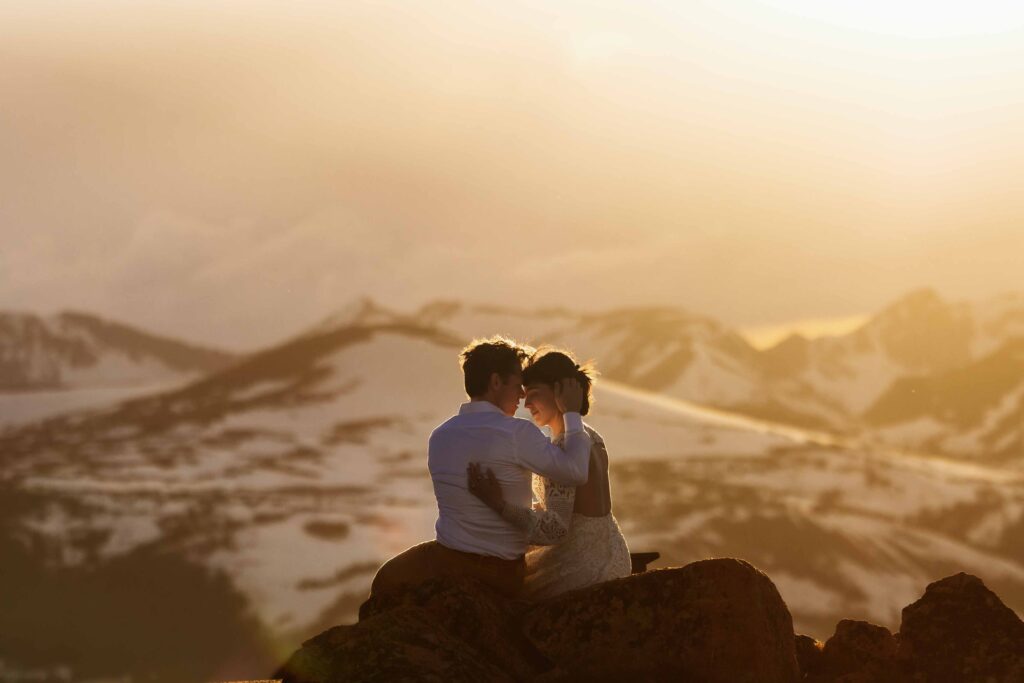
[{"x1": 467, "y1": 347, "x2": 631, "y2": 600}]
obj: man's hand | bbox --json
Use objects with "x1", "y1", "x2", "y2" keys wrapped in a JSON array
[
  {"x1": 467, "y1": 462, "x2": 505, "y2": 513},
  {"x1": 554, "y1": 376, "x2": 584, "y2": 414}
]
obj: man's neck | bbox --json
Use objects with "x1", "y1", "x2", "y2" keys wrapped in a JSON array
[{"x1": 470, "y1": 396, "x2": 507, "y2": 415}]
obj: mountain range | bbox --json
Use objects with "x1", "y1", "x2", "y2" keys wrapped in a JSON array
[
  {"x1": 0, "y1": 310, "x2": 238, "y2": 391},
  {"x1": 352, "y1": 288, "x2": 1024, "y2": 460},
  {"x1": 0, "y1": 288, "x2": 1021, "y2": 681},
  {"x1": 0, "y1": 310, "x2": 241, "y2": 429}
]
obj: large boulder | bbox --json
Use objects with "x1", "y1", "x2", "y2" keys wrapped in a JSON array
[
  {"x1": 521, "y1": 558, "x2": 801, "y2": 682},
  {"x1": 271, "y1": 565, "x2": 1024, "y2": 682},
  {"x1": 895, "y1": 572, "x2": 1024, "y2": 682},
  {"x1": 276, "y1": 577, "x2": 548, "y2": 682},
  {"x1": 358, "y1": 576, "x2": 548, "y2": 679},
  {"x1": 275, "y1": 605, "x2": 515, "y2": 682}
]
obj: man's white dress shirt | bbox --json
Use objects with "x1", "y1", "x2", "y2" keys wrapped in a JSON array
[{"x1": 428, "y1": 400, "x2": 592, "y2": 560}]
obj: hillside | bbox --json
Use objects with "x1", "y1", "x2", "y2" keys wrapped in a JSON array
[
  {"x1": 866, "y1": 338, "x2": 1024, "y2": 461},
  {"x1": 2, "y1": 310, "x2": 1023, "y2": 680},
  {"x1": 0, "y1": 310, "x2": 238, "y2": 391}
]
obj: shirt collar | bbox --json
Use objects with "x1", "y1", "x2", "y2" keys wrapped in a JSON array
[{"x1": 459, "y1": 400, "x2": 506, "y2": 416}]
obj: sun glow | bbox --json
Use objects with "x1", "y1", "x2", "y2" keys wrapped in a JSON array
[
  {"x1": 743, "y1": 315, "x2": 870, "y2": 350},
  {"x1": 759, "y1": 0, "x2": 1024, "y2": 38}
]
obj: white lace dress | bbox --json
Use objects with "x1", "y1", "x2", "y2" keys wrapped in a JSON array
[{"x1": 500, "y1": 426, "x2": 631, "y2": 600}]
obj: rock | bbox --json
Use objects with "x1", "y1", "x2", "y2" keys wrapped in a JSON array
[
  {"x1": 275, "y1": 606, "x2": 515, "y2": 682},
  {"x1": 358, "y1": 576, "x2": 548, "y2": 679},
  {"x1": 895, "y1": 572, "x2": 1024, "y2": 682},
  {"x1": 794, "y1": 633, "x2": 824, "y2": 679},
  {"x1": 276, "y1": 577, "x2": 548, "y2": 682},
  {"x1": 521, "y1": 558, "x2": 801, "y2": 682},
  {"x1": 271, "y1": 566, "x2": 1024, "y2": 682},
  {"x1": 806, "y1": 620, "x2": 897, "y2": 683}
]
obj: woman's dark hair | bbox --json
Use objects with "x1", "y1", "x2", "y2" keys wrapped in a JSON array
[
  {"x1": 522, "y1": 347, "x2": 598, "y2": 416},
  {"x1": 460, "y1": 336, "x2": 530, "y2": 397}
]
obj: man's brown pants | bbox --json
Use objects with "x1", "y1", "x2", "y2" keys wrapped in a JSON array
[{"x1": 368, "y1": 540, "x2": 526, "y2": 600}]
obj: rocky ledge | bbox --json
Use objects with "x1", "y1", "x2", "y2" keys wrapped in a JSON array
[{"x1": 272, "y1": 559, "x2": 1024, "y2": 682}]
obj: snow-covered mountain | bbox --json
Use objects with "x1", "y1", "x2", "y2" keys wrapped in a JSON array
[
  {"x1": 345, "y1": 293, "x2": 1024, "y2": 458},
  {"x1": 410, "y1": 300, "x2": 763, "y2": 401},
  {"x1": 2, "y1": 311, "x2": 1023, "y2": 681},
  {"x1": 762, "y1": 288, "x2": 1024, "y2": 458},
  {"x1": 763, "y1": 289, "x2": 976, "y2": 416},
  {"x1": 404, "y1": 291, "x2": 1024, "y2": 456},
  {"x1": 866, "y1": 337, "x2": 1024, "y2": 461},
  {"x1": 0, "y1": 311, "x2": 242, "y2": 430},
  {"x1": 401, "y1": 299, "x2": 847, "y2": 430},
  {"x1": 0, "y1": 310, "x2": 238, "y2": 391}
]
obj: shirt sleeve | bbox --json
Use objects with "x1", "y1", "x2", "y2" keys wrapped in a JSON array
[
  {"x1": 513, "y1": 413, "x2": 591, "y2": 486},
  {"x1": 500, "y1": 476, "x2": 576, "y2": 545}
]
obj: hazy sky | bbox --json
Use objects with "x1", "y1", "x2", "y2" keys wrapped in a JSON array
[{"x1": 3, "y1": 1, "x2": 1023, "y2": 350}]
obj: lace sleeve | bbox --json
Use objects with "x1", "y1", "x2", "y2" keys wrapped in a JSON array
[{"x1": 500, "y1": 476, "x2": 576, "y2": 545}]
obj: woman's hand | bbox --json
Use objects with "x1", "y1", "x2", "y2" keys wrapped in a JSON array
[{"x1": 467, "y1": 462, "x2": 505, "y2": 513}]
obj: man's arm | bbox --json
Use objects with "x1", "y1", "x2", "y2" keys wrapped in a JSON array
[{"x1": 514, "y1": 415, "x2": 592, "y2": 485}]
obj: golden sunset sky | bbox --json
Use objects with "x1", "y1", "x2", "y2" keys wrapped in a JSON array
[{"x1": 2, "y1": 1, "x2": 1022, "y2": 349}]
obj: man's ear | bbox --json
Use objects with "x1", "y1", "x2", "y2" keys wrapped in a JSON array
[{"x1": 489, "y1": 372, "x2": 503, "y2": 392}]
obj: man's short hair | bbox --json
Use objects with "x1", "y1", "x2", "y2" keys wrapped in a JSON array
[{"x1": 459, "y1": 336, "x2": 531, "y2": 397}]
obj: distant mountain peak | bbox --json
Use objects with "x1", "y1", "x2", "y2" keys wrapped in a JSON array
[
  {"x1": 873, "y1": 287, "x2": 947, "y2": 321},
  {"x1": 414, "y1": 300, "x2": 575, "y2": 325},
  {"x1": 311, "y1": 298, "x2": 404, "y2": 334},
  {"x1": 854, "y1": 287, "x2": 973, "y2": 375},
  {"x1": 0, "y1": 309, "x2": 238, "y2": 391}
]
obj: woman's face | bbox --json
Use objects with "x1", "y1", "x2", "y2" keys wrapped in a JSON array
[{"x1": 523, "y1": 382, "x2": 560, "y2": 427}]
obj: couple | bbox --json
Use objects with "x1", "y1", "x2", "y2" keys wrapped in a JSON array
[{"x1": 368, "y1": 336, "x2": 631, "y2": 602}]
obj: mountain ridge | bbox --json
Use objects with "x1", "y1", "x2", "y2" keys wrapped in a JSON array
[
  {"x1": 0, "y1": 309, "x2": 239, "y2": 392},
  {"x1": 2, "y1": 305, "x2": 1023, "y2": 681}
]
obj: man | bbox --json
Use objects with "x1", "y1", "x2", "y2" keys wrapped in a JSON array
[{"x1": 367, "y1": 336, "x2": 591, "y2": 600}]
